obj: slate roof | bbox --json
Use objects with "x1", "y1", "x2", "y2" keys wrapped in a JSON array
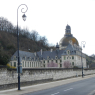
[
  {"x1": 36, "y1": 49, "x2": 64, "y2": 60},
  {"x1": 11, "y1": 43, "x2": 86, "y2": 61},
  {"x1": 11, "y1": 50, "x2": 35, "y2": 60},
  {"x1": 62, "y1": 43, "x2": 86, "y2": 58}
]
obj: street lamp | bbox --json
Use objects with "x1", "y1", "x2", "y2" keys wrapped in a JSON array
[
  {"x1": 81, "y1": 41, "x2": 86, "y2": 78},
  {"x1": 17, "y1": 4, "x2": 28, "y2": 90}
]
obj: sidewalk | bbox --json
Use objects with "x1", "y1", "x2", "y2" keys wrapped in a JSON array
[{"x1": 0, "y1": 74, "x2": 95, "y2": 95}]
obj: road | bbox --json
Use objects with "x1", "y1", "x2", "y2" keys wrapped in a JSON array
[{"x1": 23, "y1": 76, "x2": 95, "y2": 95}]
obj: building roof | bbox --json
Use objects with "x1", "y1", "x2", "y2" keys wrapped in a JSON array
[
  {"x1": 11, "y1": 42, "x2": 86, "y2": 61},
  {"x1": 11, "y1": 50, "x2": 35, "y2": 60},
  {"x1": 36, "y1": 49, "x2": 64, "y2": 60},
  {"x1": 62, "y1": 43, "x2": 86, "y2": 58}
]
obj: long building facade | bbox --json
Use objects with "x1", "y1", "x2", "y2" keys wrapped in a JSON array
[{"x1": 9, "y1": 25, "x2": 87, "y2": 68}]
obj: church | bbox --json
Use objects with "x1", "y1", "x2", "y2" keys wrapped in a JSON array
[{"x1": 9, "y1": 25, "x2": 87, "y2": 68}]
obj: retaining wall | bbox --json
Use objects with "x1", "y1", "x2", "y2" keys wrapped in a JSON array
[{"x1": 0, "y1": 66, "x2": 95, "y2": 90}]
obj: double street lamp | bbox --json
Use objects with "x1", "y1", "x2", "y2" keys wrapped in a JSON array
[
  {"x1": 81, "y1": 41, "x2": 86, "y2": 78},
  {"x1": 17, "y1": 4, "x2": 28, "y2": 90}
]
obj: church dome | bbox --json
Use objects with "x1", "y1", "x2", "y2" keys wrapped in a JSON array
[
  {"x1": 59, "y1": 36, "x2": 79, "y2": 46},
  {"x1": 59, "y1": 24, "x2": 79, "y2": 48}
]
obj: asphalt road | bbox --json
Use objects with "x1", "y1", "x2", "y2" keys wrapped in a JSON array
[{"x1": 23, "y1": 76, "x2": 95, "y2": 95}]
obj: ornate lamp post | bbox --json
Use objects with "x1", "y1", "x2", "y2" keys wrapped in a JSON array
[
  {"x1": 81, "y1": 41, "x2": 86, "y2": 78},
  {"x1": 17, "y1": 4, "x2": 28, "y2": 90}
]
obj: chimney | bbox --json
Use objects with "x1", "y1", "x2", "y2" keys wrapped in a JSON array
[
  {"x1": 51, "y1": 49, "x2": 53, "y2": 52},
  {"x1": 34, "y1": 52, "x2": 36, "y2": 56},
  {"x1": 41, "y1": 49, "x2": 42, "y2": 55}
]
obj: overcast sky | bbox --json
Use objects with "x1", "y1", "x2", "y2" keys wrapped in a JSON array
[{"x1": 0, "y1": 0, "x2": 95, "y2": 56}]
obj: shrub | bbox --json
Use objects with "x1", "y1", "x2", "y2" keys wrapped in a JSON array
[
  {"x1": 7, "y1": 63, "x2": 16, "y2": 69},
  {"x1": 73, "y1": 66, "x2": 79, "y2": 69}
]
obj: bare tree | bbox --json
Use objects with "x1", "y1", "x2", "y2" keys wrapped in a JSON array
[
  {"x1": 30, "y1": 30, "x2": 39, "y2": 41},
  {"x1": 0, "y1": 17, "x2": 14, "y2": 32},
  {"x1": 39, "y1": 36, "x2": 48, "y2": 46}
]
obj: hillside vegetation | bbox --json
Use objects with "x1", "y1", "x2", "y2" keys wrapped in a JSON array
[{"x1": 0, "y1": 17, "x2": 55, "y2": 65}]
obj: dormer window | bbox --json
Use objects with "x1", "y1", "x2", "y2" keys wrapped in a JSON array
[
  {"x1": 67, "y1": 50, "x2": 70, "y2": 55},
  {"x1": 55, "y1": 56, "x2": 57, "y2": 59},
  {"x1": 14, "y1": 56, "x2": 17, "y2": 60},
  {"x1": 47, "y1": 56, "x2": 49, "y2": 59},
  {"x1": 23, "y1": 57, "x2": 25, "y2": 60}
]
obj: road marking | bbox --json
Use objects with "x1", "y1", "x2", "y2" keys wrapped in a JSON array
[
  {"x1": 51, "y1": 92, "x2": 59, "y2": 95},
  {"x1": 64, "y1": 88, "x2": 73, "y2": 91}
]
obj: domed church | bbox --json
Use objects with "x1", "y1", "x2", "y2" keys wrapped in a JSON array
[
  {"x1": 59, "y1": 24, "x2": 79, "y2": 50},
  {"x1": 10, "y1": 25, "x2": 87, "y2": 69}
]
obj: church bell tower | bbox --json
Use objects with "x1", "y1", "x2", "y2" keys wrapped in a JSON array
[{"x1": 64, "y1": 24, "x2": 73, "y2": 37}]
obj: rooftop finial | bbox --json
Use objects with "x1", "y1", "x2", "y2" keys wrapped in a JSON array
[{"x1": 67, "y1": 21, "x2": 68, "y2": 25}]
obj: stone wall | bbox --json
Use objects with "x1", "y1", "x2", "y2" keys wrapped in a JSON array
[{"x1": 0, "y1": 66, "x2": 95, "y2": 90}]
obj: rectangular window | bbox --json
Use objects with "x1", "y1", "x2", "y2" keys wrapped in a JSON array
[
  {"x1": 72, "y1": 62, "x2": 74, "y2": 65},
  {"x1": 32, "y1": 62, "x2": 33, "y2": 67},
  {"x1": 28, "y1": 62, "x2": 29, "y2": 67},
  {"x1": 38, "y1": 62, "x2": 39, "y2": 67},
  {"x1": 14, "y1": 62, "x2": 16, "y2": 67},
  {"x1": 34, "y1": 62, "x2": 35, "y2": 67},
  {"x1": 64, "y1": 56, "x2": 66, "y2": 60},
  {"x1": 56, "y1": 60, "x2": 57, "y2": 63},
  {"x1": 35, "y1": 62, "x2": 36, "y2": 67},
  {"x1": 60, "y1": 64, "x2": 62, "y2": 67},
  {"x1": 11, "y1": 62, "x2": 12, "y2": 66},
  {"x1": 25, "y1": 62, "x2": 26, "y2": 67},
  {"x1": 30, "y1": 62, "x2": 31, "y2": 67},
  {"x1": 23, "y1": 61, "x2": 24, "y2": 67},
  {"x1": 72, "y1": 56, "x2": 74, "y2": 59}
]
